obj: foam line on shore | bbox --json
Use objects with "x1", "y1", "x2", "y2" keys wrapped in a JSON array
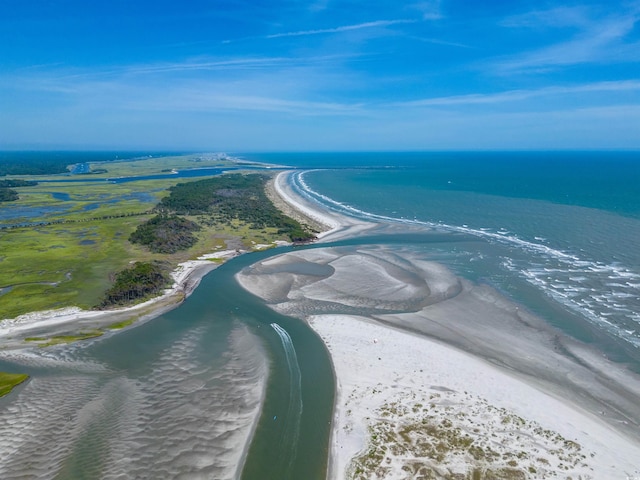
[{"x1": 238, "y1": 170, "x2": 640, "y2": 479}]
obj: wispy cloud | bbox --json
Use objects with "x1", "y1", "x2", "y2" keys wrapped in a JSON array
[
  {"x1": 264, "y1": 19, "x2": 416, "y2": 39},
  {"x1": 494, "y1": 6, "x2": 640, "y2": 73},
  {"x1": 410, "y1": 1, "x2": 444, "y2": 21},
  {"x1": 394, "y1": 80, "x2": 640, "y2": 107},
  {"x1": 0, "y1": 54, "x2": 368, "y2": 118},
  {"x1": 9, "y1": 54, "x2": 363, "y2": 84},
  {"x1": 130, "y1": 90, "x2": 364, "y2": 115},
  {"x1": 408, "y1": 36, "x2": 472, "y2": 49},
  {"x1": 308, "y1": 0, "x2": 330, "y2": 12},
  {"x1": 501, "y1": 6, "x2": 591, "y2": 29}
]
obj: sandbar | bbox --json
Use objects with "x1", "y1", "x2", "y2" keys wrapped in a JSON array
[{"x1": 237, "y1": 170, "x2": 640, "y2": 479}]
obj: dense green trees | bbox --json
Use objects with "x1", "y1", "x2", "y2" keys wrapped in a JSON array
[
  {"x1": 129, "y1": 173, "x2": 315, "y2": 255},
  {"x1": 129, "y1": 214, "x2": 201, "y2": 253},
  {"x1": 0, "y1": 179, "x2": 38, "y2": 202},
  {"x1": 0, "y1": 155, "x2": 70, "y2": 176},
  {"x1": 98, "y1": 261, "x2": 171, "y2": 308},
  {"x1": 158, "y1": 173, "x2": 316, "y2": 242},
  {"x1": 0, "y1": 180, "x2": 38, "y2": 187},
  {"x1": 115, "y1": 173, "x2": 315, "y2": 308},
  {"x1": 0, "y1": 188, "x2": 19, "y2": 202}
]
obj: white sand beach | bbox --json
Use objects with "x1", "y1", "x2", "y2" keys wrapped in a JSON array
[
  {"x1": 3, "y1": 169, "x2": 640, "y2": 478},
  {"x1": 236, "y1": 170, "x2": 640, "y2": 479}
]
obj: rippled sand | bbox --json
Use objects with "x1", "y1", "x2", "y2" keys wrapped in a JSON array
[{"x1": 0, "y1": 324, "x2": 266, "y2": 479}]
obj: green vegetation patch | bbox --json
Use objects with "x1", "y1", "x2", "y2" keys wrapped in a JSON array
[
  {"x1": 0, "y1": 188, "x2": 19, "y2": 202},
  {"x1": 0, "y1": 179, "x2": 38, "y2": 188},
  {"x1": 87, "y1": 154, "x2": 236, "y2": 178},
  {"x1": 0, "y1": 217, "x2": 148, "y2": 319},
  {"x1": 0, "y1": 372, "x2": 29, "y2": 397},
  {"x1": 129, "y1": 213, "x2": 201, "y2": 253},
  {"x1": 25, "y1": 331, "x2": 103, "y2": 347},
  {"x1": 159, "y1": 173, "x2": 315, "y2": 242},
  {"x1": 97, "y1": 261, "x2": 171, "y2": 308},
  {"x1": 107, "y1": 319, "x2": 135, "y2": 330},
  {"x1": 0, "y1": 153, "x2": 70, "y2": 176},
  {"x1": 0, "y1": 155, "x2": 310, "y2": 319}
]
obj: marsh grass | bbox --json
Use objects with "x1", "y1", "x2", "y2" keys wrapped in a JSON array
[
  {"x1": 24, "y1": 331, "x2": 103, "y2": 347},
  {"x1": 0, "y1": 372, "x2": 29, "y2": 397},
  {"x1": 1, "y1": 160, "x2": 295, "y2": 319},
  {"x1": 107, "y1": 319, "x2": 135, "y2": 330}
]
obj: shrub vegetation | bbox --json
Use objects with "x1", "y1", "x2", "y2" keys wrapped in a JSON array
[
  {"x1": 129, "y1": 213, "x2": 201, "y2": 253},
  {"x1": 158, "y1": 173, "x2": 315, "y2": 242},
  {"x1": 0, "y1": 188, "x2": 19, "y2": 202},
  {"x1": 97, "y1": 261, "x2": 172, "y2": 308}
]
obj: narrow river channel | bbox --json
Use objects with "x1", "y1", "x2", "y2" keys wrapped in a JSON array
[{"x1": 0, "y1": 246, "x2": 334, "y2": 479}]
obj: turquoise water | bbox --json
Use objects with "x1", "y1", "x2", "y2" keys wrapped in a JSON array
[
  {"x1": 268, "y1": 151, "x2": 640, "y2": 366},
  {"x1": 1, "y1": 151, "x2": 639, "y2": 478},
  {"x1": 0, "y1": 248, "x2": 333, "y2": 479}
]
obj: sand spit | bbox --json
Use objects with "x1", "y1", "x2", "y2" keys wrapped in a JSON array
[
  {"x1": 0, "y1": 249, "x2": 240, "y2": 349},
  {"x1": 271, "y1": 171, "x2": 376, "y2": 242},
  {"x1": 236, "y1": 170, "x2": 640, "y2": 479},
  {"x1": 313, "y1": 314, "x2": 640, "y2": 480},
  {"x1": 238, "y1": 245, "x2": 640, "y2": 479}
]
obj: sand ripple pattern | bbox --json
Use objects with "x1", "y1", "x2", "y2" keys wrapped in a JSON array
[
  {"x1": 0, "y1": 324, "x2": 266, "y2": 479},
  {"x1": 238, "y1": 247, "x2": 461, "y2": 317}
]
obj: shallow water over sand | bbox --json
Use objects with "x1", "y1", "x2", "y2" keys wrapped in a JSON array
[{"x1": 0, "y1": 248, "x2": 334, "y2": 480}]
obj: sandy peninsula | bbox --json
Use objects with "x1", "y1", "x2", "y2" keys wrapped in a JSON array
[
  {"x1": 237, "y1": 170, "x2": 640, "y2": 479},
  {"x1": 0, "y1": 248, "x2": 245, "y2": 349}
]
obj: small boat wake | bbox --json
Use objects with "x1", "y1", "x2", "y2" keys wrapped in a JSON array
[{"x1": 270, "y1": 323, "x2": 303, "y2": 477}]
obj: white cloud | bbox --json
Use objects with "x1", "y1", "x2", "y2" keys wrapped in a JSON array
[
  {"x1": 494, "y1": 7, "x2": 640, "y2": 73},
  {"x1": 395, "y1": 80, "x2": 640, "y2": 107},
  {"x1": 410, "y1": 1, "x2": 443, "y2": 21},
  {"x1": 265, "y1": 19, "x2": 416, "y2": 39}
]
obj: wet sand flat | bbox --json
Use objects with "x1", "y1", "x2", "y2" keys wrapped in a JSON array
[{"x1": 236, "y1": 171, "x2": 640, "y2": 479}]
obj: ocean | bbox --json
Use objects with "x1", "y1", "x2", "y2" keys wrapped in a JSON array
[
  {"x1": 1, "y1": 151, "x2": 639, "y2": 479},
  {"x1": 258, "y1": 152, "x2": 640, "y2": 367}
]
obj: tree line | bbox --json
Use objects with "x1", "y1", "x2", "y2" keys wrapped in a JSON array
[
  {"x1": 129, "y1": 173, "x2": 316, "y2": 254},
  {"x1": 96, "y1": 261, "x2": 171, "y2": 308},
  {"x1": 0, "y1": 179, "x2": 38, "y2": 203}
]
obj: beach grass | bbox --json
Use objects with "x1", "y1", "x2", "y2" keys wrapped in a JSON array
[
  {"x1": 107, "y1": 319, "x2": 135, "y2": 330},
  {"x1": 348, "y1": 395, "x2": 588, "y2": 480},
  {"x1": 24, "y1": 330, "x2": 104, "y2": 347},
  {"x1": 0, "y1": 372, "x2": 29, "y2": 397}
]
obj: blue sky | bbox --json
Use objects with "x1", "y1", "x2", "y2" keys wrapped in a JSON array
[{"x1": 1, "y1": 0, "x2": 639, "y2": 151}]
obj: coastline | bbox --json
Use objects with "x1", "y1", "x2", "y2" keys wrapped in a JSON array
[
  {"x1": 269, "y1": 170, "x2": 376, "y2": 242},
  {"x1": 240, "y1": 170, "x2": 640, "y2": 479},
  {"x1": 3, "y1": 167, "x2": 639, "y2": 478},
  {"x1": 0, "y1": 169, "x2": 364, "y2": 350},
  {"x1": 0, "y1": 249, "x2": 241, "y2": 349}
]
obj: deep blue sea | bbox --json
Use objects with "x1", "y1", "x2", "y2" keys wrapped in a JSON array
[{"x1": 246, "y1": 151, "x2": 640, "y2": 363}]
